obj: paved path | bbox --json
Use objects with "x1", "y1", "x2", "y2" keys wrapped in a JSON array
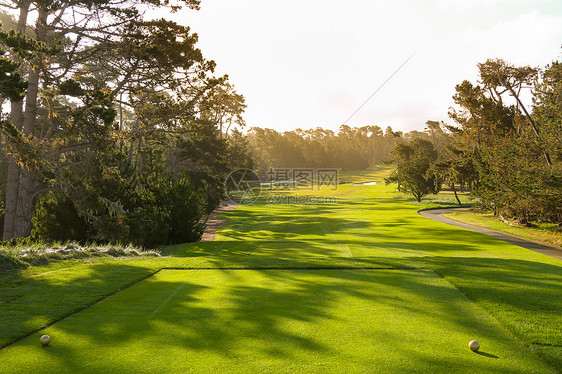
[{"x1": 419, "y1": 208, "x2": 562, "y2": 261}]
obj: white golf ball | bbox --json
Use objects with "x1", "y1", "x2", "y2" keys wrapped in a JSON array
[
  {"x1": 40, "y1": 335, "x2": 51, "y2": 346},
  {"x1": 469, "y1": 340, "x2": 480, "y2": 352}
]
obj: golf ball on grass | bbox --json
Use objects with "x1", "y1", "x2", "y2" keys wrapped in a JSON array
[
  {"x1": 40, "y1": 335, "x2": 51, "y2": 346},
  {"x1": 469, "y1": 340, "x2": 480, "y2": 352}
]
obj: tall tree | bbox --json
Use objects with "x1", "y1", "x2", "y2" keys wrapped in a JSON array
[
  {"x1": 447, "y1": 57, "x2": 561, "y2": 224},
  {"x1": 478, "y1": 58, "x2": 551, "y2": 165}
]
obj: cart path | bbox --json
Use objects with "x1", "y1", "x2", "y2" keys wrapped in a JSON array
[{"x1": 419, "y1": 208, "x2": 562, "y2": 261}]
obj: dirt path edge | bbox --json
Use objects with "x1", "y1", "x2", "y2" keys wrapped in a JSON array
[{"x1": 200, "y1": 202, "x2": 239, "y2": 242}]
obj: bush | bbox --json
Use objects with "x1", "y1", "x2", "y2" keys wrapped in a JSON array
[
  {"x1": 127, "y1": 171, "x2": 206, "y2": 247},
  {"x1": 32, "y1": 193, "x2": 90, "y2": 242},
  {"x1": 32, "y1": 171, "x2": 206, "y2": 248}
]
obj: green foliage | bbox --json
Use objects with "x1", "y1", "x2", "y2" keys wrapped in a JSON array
[
  {"x1": 385, "y1": 139, "x2": 440, "y2": 202},
  {"x1": 0, "y1": 50, "x2": 26, "y2": 102},
  {"x1": 227, "y1": 128, "x2": 254, "y2": 170},
  {"x1": 474, "y1": 137, "x2": 562, "y2": 223},
  {"x1": 534, "y1": 60, "x2": 562, "y2": 163},
  {"x1": 32, "y1": 193, "x2": 90, "y2": 242},
  {"x1": 246, "y1": 124, "x2": 448, "y2": 176},
  {"x1": 33, "y1": 153, "x2": 206, "y2": 247},
  {"x1": 129, "y1": 171, "x2": 205, "y2": 247},
  {"x1": 247, "y1": 125, "x2": 415, "y2": 175},
  {"x1": 170, "y1": 120, "x2": 244, "y2": 212},
  {"x1": 58, "y1": 79, "x2": 85, "y2": 96},
  {"x1": 447, "y1": 55, "x2": 562, "y2": 224},
  {"x1": 0, "y1": 29, "x2": 32, "y2": 102},
  {"x1": 0, "y1": 0, "x2": 240, "y2": 242},
  {"x1": 0, "y1": 29, "x2": 54, "y2": 60}
]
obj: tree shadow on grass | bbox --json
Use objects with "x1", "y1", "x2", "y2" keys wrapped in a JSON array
[
  {"x1": 429, "y1": 256, "x2": 562, "y2": 370},
  {"x1": 174, "y1": 195, "x2": 538, "y2": 260},
  {"x1": 0, "y1": 258, "x2": 559, "y2": 372},
  {"x1": 0, "y1": 262, "x2": 157, "y2": 348},
  {"x1": 169, "y1": 213, "x2": 500, "y2": 259},
  {"x1": 429, "y1": 257, "x2": 562, "y2": 314},
  {"x1": 2, "y1": 267, "x2": 552, "y2": 373},
  {"x1": 1, "y1": 191, "x2": 561, "y2": 371}
]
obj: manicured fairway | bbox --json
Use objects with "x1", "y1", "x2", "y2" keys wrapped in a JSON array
[
  {"x1": 0, "y1": 167, "x2": 560, "y2": 372},
  {"x1": 0, "y1": 269, "x2": 555, "y2": 373}
]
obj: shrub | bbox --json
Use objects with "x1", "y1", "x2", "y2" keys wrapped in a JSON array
[
  {"x1": 32, "y1": 192, "x2": 90, "y2": 242},
  {"x1": 128, "y1": 171, "x2": 206, "y2": 247}
]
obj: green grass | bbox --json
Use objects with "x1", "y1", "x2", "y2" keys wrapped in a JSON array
[
  {"x1": 0, "y1": 269, "x2": 554, "y2": 373},
  {"x1": 445, "y1": 210, "x2": 562, "y2": 248},
  {"x1": 0, "y1": 166, "x2": 560, "y2": 373}
]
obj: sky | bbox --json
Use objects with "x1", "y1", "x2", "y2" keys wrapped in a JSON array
[{"x1": 162, "y1": 0, "x2": 562, "y2": 133}]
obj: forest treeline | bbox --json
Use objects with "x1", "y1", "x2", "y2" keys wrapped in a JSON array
[{"x1": 245, "y1": 125, "x2": 438, "y2": 176}]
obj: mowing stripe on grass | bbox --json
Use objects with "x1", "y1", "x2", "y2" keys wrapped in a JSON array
[
  {"x1": 317, "y1": 222, "x2": 354, "y2": 257},
  {"x1": 428, "y1": 267, "x2": 554, "y2": 370},
  {"x1": 3, "y1": 260, "x2": 413, "y2": 351},
  {"x1": 317, "y1": 220, "x2": 392, "y2": 289},
  {"x1": 0, "y1": 268, "x2": 162, "y2": 351},
  {"x1": 0, "y1": 268, "x2": 555, "y2": 374},
  {"x1": 150, "y1": 281, "x2": 189, "y2": 318}
]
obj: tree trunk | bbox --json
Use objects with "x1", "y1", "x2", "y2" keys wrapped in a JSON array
[
  {"x1": 13, "y1": 65, "x2": 39, "y2": 236},
  {"x1": 3, "y1": 2, "x2": 30, "y2": 240},
  {"x1": 13, "y1": 170, "x2": 36, "y2": 237},
  {"x1": 498, "y1": 73, "x2": 552, "y2": 166},
  {"x1": 3, "y1": 101, "x2": 24, "y2": 240},
  {"x1": 3, "y1": 155, "x2": 20, "y2": 240},
  {"x1": 12, "y1": 7, "x2": 47, "y2": 238},
  {"x1": 138, "y1": 137, "x2": 144, "y2": 174},
  {"x1": 451, "y1": 183, "x2": 462, "y2": 207}
]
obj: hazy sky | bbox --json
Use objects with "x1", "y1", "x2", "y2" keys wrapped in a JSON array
[{"x1": 164, "y1": 0, "x2": 562, "y2": 133}]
